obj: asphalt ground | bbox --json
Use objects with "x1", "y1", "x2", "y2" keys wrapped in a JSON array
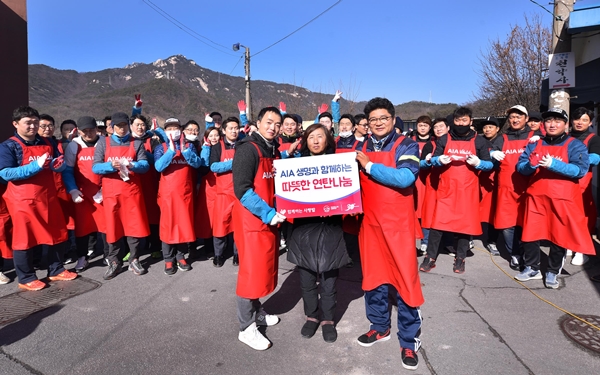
[{"x1": 0, "y1": 240, "x2": 599, "y2": 375}]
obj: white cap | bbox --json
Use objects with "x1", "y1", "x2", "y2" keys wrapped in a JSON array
[
  {"x1": 164, "y1": 118, "x2": 180, "y2": 127},
  {"x1": 506, "y1": 105, "x2": 528, "y2": 116}
]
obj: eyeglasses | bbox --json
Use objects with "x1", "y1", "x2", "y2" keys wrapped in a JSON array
[
  {"x1": 357, "y1": 122, "x2": 369, "y2": 127},
  {"x1": 368, "y1": 116, "x2": 392, "y2": 125},
  {"x1": 39, "y1": 125, "x2": 54, "y2": 129}
]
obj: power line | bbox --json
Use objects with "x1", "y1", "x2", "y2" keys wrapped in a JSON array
[
  {"x1": 141, "y1": 0, "x2": 236, "y2": 57},
  {"x1": 229, "y1": 55, "x2": 244, "y2": 75},
  {"x1": 252, "y1": 0, "x2": 343, "y2": 57},
  {"x1": 529, "y1": 0, "x2": 555, "y2": 17}
]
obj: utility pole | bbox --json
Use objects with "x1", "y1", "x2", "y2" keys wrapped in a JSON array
[
  {"x1": 233, "y1": 43, "x2": 252, "y2": 121},
  {"x1": 548, "y1": 0, "x2": 574, "y2": 115}
]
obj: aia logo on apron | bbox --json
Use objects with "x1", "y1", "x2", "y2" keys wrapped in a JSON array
[
  {"x1": 505, "y1": 148, "x2": 525, "y2": 155},
  {"x1": 262, "y1": 172, "x2": 274, "y2": 179},
  {"x1": 28, "y1": 155, "x2": 46, "y2": 162},
  {"x1": 170, "y1": 159, "x2": 188, "y2": 165},
  {"x1": 446, "y1": 148, "x2": 472, "y2": 156},
  {"x1": 107, "y1": 156, "x2": 133, "y2": 162},
  {"x1": 79, "y1": 155, "x2": 94, "y2": 161}
]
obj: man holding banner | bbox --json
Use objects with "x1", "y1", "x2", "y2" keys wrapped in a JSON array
[
  {"x1": 232, "y1": 106, "x2": 286, "y2": 351},
  {"x1": 354, "y1": 97, "x2": 423, "y2": 371}
]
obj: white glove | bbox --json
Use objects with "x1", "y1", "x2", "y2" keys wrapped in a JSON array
[
  {"x1": 528, "y1": 135, "x2": 541, "y2": 144},
  {"x1": 333, "y1": 90, "x2": 343, "y2": 102},
  {"x1": 69, "y1": 189, "x2": 84, "y2": 203},
  {"x1": 539, "y1": 154, "x2": 553, "y2": 168},
  {"x1": 169, "y1": 136, "x2": 176, "y2": 152},
  {"x1": 205, "y1": 114, "x2": 213, "y2": 123},
  {"x1": 36, "y1": 153, "x2": 49, "y2": 168},
  {"x1": 438, "y1": 155, "x2": 451, "y2": 165},
  {"x1": 269, "y1": 212, "x2": 287, "y2": 226},
  {"x1": 467, "y1": 154, "x2": 481, "y2": 167},
  {"x1": 425, "y1": 153, "x2": 432, "y2": 162},
  {"x1": 491, "y1": 151, "x2": 505, "y2": 161},
  {"x1": 93, "y1": 189, "x2": 103, "y2": 204},
  {"x1": 120, "y1": 158, "x2": 130, "y2": 167}
]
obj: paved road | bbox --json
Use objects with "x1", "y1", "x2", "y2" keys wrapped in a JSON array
[{"x1": 0, "y1": 241, "x2": 599, "y2": 375}]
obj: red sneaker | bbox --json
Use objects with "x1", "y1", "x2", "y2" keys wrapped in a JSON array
[
  {"x1": 18, "y1": 279, "x2": 47, "y2": 291},
  {"x1": 48, "y1": 270, "x2": 78, "y2": 281}
]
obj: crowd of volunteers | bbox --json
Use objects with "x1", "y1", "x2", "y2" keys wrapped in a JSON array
[{"x1": 0, "y1": 91, "x2": 598, "y2": 371}]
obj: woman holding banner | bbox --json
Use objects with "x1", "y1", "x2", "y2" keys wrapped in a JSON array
[{"x1": 286, "y1": 123, "x2": 350, "y2": 343}]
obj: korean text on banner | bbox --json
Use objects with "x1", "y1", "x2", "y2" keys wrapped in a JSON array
[{"x1": 273, "y1": 152, "x2": 362, "y2": 219}]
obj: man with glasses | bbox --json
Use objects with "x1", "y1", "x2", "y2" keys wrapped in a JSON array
[
  {"x1": 354, "y1": 114, "x2": 369, "y2": 142},
  {"x1": 354, "y1": 97, "x2": 423, "y2": 371},
  {"x1": 419, "y1": 107, "x2": 493, "y2": 274},
  {"x1": 515, "y1": 108, "x2": 594, "y2": 288}
]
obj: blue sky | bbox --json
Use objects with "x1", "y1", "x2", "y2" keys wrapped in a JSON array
[{"x1": 28, "y1": 0, "x2": 562, "y2": 105}]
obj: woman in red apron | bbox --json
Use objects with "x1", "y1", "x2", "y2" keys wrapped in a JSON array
[
  {"x1": 354, "y1": 100, "x2": 423, "y2": 371},
  {"x1": 211, "y1": 118, "x2": 241, "y2": 267},
  {"x1": 195, "y1": 127, "x2": 220, "y2": 255},
  {"x1": 93, "y1": 112, "x2": 150, "y2": 280},
  {"x1": 155, "y1": 120, "x2": 200, "y2": 275},
  {"x1": 517, "y1": 109, "x2": 594, "y2": 288}
]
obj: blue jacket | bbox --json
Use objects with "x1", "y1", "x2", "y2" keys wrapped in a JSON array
[
  {"x1": 362, "y1": 132, "x2": 419, "y2": 189},
  {"x1": 154, "y1": 140, "x2": 201, "y2": 172},
  {"x1": 517, "y1": 133, "x2": 589, "y2": 178},
  {"x1": 0, "y1": 134, "x2": 65, "y2": 182},
  {"x1": 92, "y1": 133, "x2": 149, "y2": 175}
]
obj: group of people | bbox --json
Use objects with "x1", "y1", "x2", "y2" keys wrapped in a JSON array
[{"x1": 0, "y1": 89, "x2": 598, "y2": 371}]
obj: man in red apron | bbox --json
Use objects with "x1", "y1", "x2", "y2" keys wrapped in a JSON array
[
  {"x1": 92, "y1": 112, "x2": 150, "y2": 280},
  {"x1": 419, "y1": 107, "x2": 494, "y2": 274},
  {"x1": 478, "y1": 117, "x2": 500, "y2": 256},
  {"x1": 0, "y1": 106, "x2": 78, "y2": 290},
  {"x1": 62, "y1": 116, "x2": 107, "y2": 273},
  {"x1": 489, "y1": 105, "x2": 538, "y2": 270},
  {"x1": 410, "y1": 116, "x2": 433, "y2": 254},
  {"x1": 154, "y1": 118, "x2": 200, "y2": 275},
  {"x1": 232, "y1": 107, "x2": 286, "y2": 351},
  {"x1": 210, "y1": 117, "x2": 241, "y2": 267},
  {"x1": 568, "y1": 107, "x2": 599, "y2": 266},
  {"x1": 354, "y1": 98, "x2": 423, "y2": 371},
  {"x1": 516, "y1": 108, "x2": 594, "y2": 289}
]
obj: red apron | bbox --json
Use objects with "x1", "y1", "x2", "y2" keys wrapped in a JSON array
[
  {"x1": 73, "y1": 142, "x2": 106, "y2": 237},
  {"x1": 4, "y1": 137, "x2": 68, "y2": 250},
  {"x1": 138, "y1": 138, "x2": 161, "y2": 225},
  {"x1": 478, "y1": 136, "x2": 496, "y2": 224},
  {"x1": 358, "y1": 136, "x2": 424, "y2": 307},
  {"x1": 195, "y1": 171, "x2": 217, "y2": 239},
  {"x1": 55, "y1": 141, "x2": 75, "y2": 230},
  {"x1": 157, "y1": 141, "x2": 195, "y2": 244},
  {"x1": 579, "y1": 133, "x2": 597, "y2": 233},
  {"x1": 336, "y1": 137, "x2": 361, "y2": 235},
  {"x1": 521, "y1": 138, "x2": 595, "y2": 254},
  {"x1": 420, "y1": 142, "x2": 439, "y2": 229},
  {"x1": 102, "y1": 137, "x2": 150, "y2": 243},
  {"x1": 0, "y1": 184, "x2": 13, "y2": 259},
  {"x1": 411, "y1": 136, "x2": 429, "y2": 220},
  {"x1": 233, "y1": 142, "x2": 278, "y2": 299},
  {"x1": 212, "y1": 140, "x2": 236, "y2": 237},
  {"x1": 492, "y1": 133, "x2": 531, "y2": 229},
  {"x1": 431, "y1": 135, "x2": 482, "y2": 235}
]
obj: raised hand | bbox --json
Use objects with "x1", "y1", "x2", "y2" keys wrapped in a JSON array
[
  {"x1": 279, "y1": 101, "x2": 287, "y2": 113},
  {"x1": 333, "y1": 90, "x2": 343, "y2": 102},
  {"x1": 318, "y1": 103, "x2": 328, "y2": 114},
  {"x1": 134, "y1": 94, "x2": 143, "y2": 109},
  {"x1": 237, "y1": 100, "x2": 247, "y2": 113}
]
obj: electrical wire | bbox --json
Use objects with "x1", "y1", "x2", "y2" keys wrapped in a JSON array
[
  {"x1": 251, "y1": 0, "x2": 343, "y2": 57},
  {"x1": 476, "y1": 247, "x2": 600, "y2": 332},
  {"x1": 229, "y1": 55, "x2": 244, "y2": 75},
  {"x1": 529, "y1": 0, "x2": 555, "y2": 17},
  {"x1": 141, "y1": 0, "x2": 237, "y2": 57}
]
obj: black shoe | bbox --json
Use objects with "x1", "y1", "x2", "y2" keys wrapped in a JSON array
[
  {"x1": 164, "y1": 261, "x2": 176, "y2": 275},
  {"x1": 213, "y1": 256, "x2": 224, "y2": 268},
  {"x1": 453, "y1": 257, "x2": 465, "y2": 274},
  {"x1": 177, "y1": 259, "x2": 192, "y2": 272},
  {"x1": 103, "y1": 261, "x2": 121, "y2": 280},
  {"x1": 357, "y1": 328, "x2": 391, "y2": 347},
  {"x1": 322, "y1": 324, "x2": 337, "y2": 343},
  {"x1": 129, "y1": 259, "x2": 147, "y2": 275},
  {"x1": 301, "y1": 320, "x2": 320, "y2": 338},
  {"x1": 346, "y1": 259, "x2": 354, "y2": 268},
  {"x1": 419, "y1": 257, "x2": 436, "y2": 273},
  {"x1": 401, "y1": 348, "x2": 419, "y2": 370},
  {"x1": 232, "y1": 254, "x2": 239, "y2": 266}
]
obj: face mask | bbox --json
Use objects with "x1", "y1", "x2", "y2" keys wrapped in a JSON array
[
  {"x1": 453, "y1": 125, "x2": 470, "y2": 135},
  {"x1": 339, "y1": 131, "x2": 353, "y2": 138},
  {"x1": 131, "y1": 131, "x2": 143, "y2": 138},
  {"x1": 185, "y1": 134, "x2": 198, "y2": 142},
  {"x1": 166, "y1": 130, "x2": 181, "y2": 141}
]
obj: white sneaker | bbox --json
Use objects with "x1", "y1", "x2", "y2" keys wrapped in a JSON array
[
  {"x1": 264, "y1": 314, "x2": 280, "y2": 326},
  {"x1": 469, "y1": 240, "x2": 475, "y2": 249},
  {"x1": 238, "y1": 322, "x2": 271, "y2": 350},
  {"x1": 279, "y1": 237, "x2": 287, "y2": 251},
  {"x1": 566, "y1": 249, "x2": 573, "y2": 257},
  {"x1": 571, "y1": 253, "x2": 589, "y2": 266},
  {"x1": 420, "y1": 243, "x2": 427, "y2": 253},
  {"x1": 0, "y1": 271, "x2": 9, "y2": 285}
]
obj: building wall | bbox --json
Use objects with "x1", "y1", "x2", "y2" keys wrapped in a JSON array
[{"x1": 0, "y1": 0, "x2": 28, "y2": 141}]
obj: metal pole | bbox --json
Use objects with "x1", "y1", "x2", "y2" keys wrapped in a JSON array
[
  {"x1": 548, "y1": 0, "x2": 574, "y2": 116},
  {"x1": 245, "y1": 47, "x2": 252, "y2": 121}
]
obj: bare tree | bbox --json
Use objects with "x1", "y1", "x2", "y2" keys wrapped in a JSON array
[{"x1": 475, "y1": 14, "x2": 551, "y2": 116}]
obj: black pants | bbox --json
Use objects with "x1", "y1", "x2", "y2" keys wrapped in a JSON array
[
  {"x1": 144, "y1": 224, "x2": 161, "y2": 255},
  {"x1": 480, "y1": 223, "x2": 499, "y2": 246},
  {"x1": 343, "y1": 232, "x2": 359, "y2": 262},
  {"x1": 522, "y1": 241, "x2": 566, "y2": 274},
  {"x1": 14, "y1": 243, "x2": 66, "y2": 284},
  {"x1": 108, "y1": 237, "x2": 141, "y2": 263},
  {"x1": 426, "y1": 229, "x2": 470, "y2": 260},
  {"x1": 161, "y1": 242, "x2": 187, "y2": 263},
  {"x1": 213, "y1": 233, "x2": 237, "y2": 257},
  {"x1": 75, "y1": 232, "x2": 107, "y2": 258},
  {"x1": 298, "y1": 266, "x2": 339, "y2": 322}
]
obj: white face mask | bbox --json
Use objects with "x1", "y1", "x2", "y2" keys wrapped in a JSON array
[
  {"x1": 165, "y1": 129, "x2": 181, "y2": 141},
  {"x1": 339, "y1": 131, "x2": 353, "y2": 138},
  {"x1": 131, "y1": 131, "x2": 143, "y2": 138},
  {"x1": 185, "y1": 134, "x2": 198, "y2": 142}
]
